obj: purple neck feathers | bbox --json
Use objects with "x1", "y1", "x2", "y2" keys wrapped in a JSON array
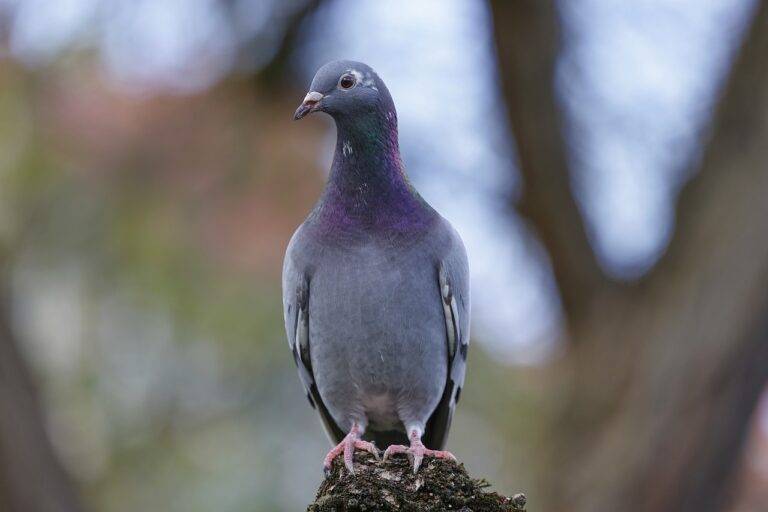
[{"x1": 313, "y1": 109, "x2": 434, "y2": 234}]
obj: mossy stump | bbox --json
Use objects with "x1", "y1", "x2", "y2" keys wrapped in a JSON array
[{"x1": 308, "y1": 452, "x2": 526, "y2": 511}]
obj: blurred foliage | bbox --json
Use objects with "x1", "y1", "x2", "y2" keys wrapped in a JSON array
[
  {"x1": 0, "y1": 50, "x2": 539, "y2": 509},
  {"x1": 2, "y1": 1, "x2": 766, "y2": 511}
]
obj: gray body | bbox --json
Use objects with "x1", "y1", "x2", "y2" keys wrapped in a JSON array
[
  {"x1": 283, "y1": 60, "x2": 470, "y2": 450},
  {"x1": 283, "y1": 213, "x2": 468, "y2": 447}
]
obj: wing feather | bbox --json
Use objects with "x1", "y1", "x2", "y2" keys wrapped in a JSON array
[
  {"x1": 424, "y1": 233, "x2": 470, "y2": 450},
  {"x1": 283, "y1": 235, "x2": 345, "y2": 445}
]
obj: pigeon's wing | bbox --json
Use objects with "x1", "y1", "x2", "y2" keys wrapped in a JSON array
[
  {"x1": 282, "y1": 229, "x2": 345, "y2": 445},
  {"x1": 424, "y1": 226, "x2": 470, "y2": 450}
]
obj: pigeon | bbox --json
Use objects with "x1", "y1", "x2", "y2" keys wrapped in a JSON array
[{"x1": 284, "y1": 60, "x2": 469, "y2": 475}]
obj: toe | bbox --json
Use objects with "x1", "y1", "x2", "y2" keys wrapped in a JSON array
[
  {"x1": 412, "y1": 451, "x2": 424, "y2": 474},
  {"x1": 410, "y1": 448, "x2": 459, "y2": 473},
  {"x1": 383, "y1": 444, "x2": 408, "y2": 461},
  {"x1": 342, "y1": 439, "x2": 356, "y2": 475},
  {"x1": 322, "y1": 447, "x2": 341, "y2": 471},
  {"x1": 433, "y1": 450, "x2": 458, "y2": 462},
  {"x1": 355, "y1": 440, "x2": 380, "y2": 459}
]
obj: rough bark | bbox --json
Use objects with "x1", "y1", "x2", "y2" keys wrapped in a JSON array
[
  {"x1": 308, "y1": 453, "x2": 527, "y2": 512},
  {"x1": 0, "y1": 282, "x2": 85, "y2": 512},
  {"x1": 489, "y1": 1, "x2": 768, "y2": 512}
]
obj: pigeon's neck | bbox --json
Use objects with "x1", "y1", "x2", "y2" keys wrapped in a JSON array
[{"x1": 315, "y1": 112, "x2": 434, "y2": 232}]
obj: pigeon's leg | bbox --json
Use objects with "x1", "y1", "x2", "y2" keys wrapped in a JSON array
[
  {"x1": 383, "y1": 427, "x2": 457, "y2": 473},
  {"x1": 323, "y1": 422, "x2": 379, "y2": 476}
]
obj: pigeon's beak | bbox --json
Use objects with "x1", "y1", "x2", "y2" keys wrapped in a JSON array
[{"x1": 294, "y1": 91, "x2": 324, "y2": 120}]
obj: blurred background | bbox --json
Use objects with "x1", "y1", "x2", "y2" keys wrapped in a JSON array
[{"x1": 1, "y1": 0, "x2": 767, "y2": 511}]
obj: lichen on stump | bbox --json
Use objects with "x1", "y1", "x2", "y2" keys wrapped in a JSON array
[{"x1": 308, "y1": 452, "x2": 527, "y2": 512}]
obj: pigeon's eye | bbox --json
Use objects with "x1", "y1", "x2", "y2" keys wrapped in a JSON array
[{"x1": 339, "y1": 74, "x2": 356, "y2": 89}]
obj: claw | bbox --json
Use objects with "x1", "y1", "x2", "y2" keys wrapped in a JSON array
[
  {"x1": 413, "y1": 451, "x2": 424, "y2": 474},
  {"x1": 383, "y1": 443, "x2": 409, "y2": 461},
  {"x1": 359, "y1": 440, "x2": 380, "y2": 460},
  {"x1": 382, "y1": 432, "x2": 457, "y2": 473},
  {"x1": 323, "y1": 424, "x2": 379, "y2": 476}
]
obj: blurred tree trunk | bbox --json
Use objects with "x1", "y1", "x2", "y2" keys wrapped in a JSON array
[
  {"x1": 0, "y1": 275, "x2": 85, "y2": 512},
  {"x1": 489, "y1": 1, "x2": 768, "y2": 512}
]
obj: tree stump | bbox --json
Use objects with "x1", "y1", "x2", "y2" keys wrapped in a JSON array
[{"x1": 308, "y1": 453, "x2": 527, "y2": 511}]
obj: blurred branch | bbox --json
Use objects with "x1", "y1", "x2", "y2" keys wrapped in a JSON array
[
  {"x1": 253, "y1": 0, "x2": 324, "y2": 87},
  {"x1": 488, "y1": 0, "x2": 610, "y2": 328},
  {"x1": 0, "y1": 278, "x2": 85, "y2": 512},
  {"x1": 650, "y1": 1, "x2": 768, "y2": 287}
]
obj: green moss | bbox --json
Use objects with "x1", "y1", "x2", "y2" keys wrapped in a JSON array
[{"x1": 308, "y1": 453, "x2": 526, "y2": 512}]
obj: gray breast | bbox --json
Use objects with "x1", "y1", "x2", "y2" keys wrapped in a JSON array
[{"x1": 307, "y1": 236, "x2": 448, "y2": 434}]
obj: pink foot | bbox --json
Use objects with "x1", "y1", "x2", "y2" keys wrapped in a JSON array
[
  {"x1": 383, "y1": 434, "x2": 457, "y2": 473},
  {"x1": 323, "y1": 424, "x2": 379, "y2": 476}
]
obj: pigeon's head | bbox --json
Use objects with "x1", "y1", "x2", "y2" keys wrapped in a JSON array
[{"x1": 294, "y1": 60, "x2": 395, "y2": 123}]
